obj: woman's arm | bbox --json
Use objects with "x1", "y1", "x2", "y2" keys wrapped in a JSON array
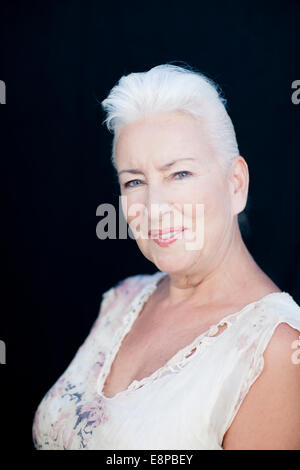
[{"x1": 222, "y1": 322, "x2": 300, "y2": 450}]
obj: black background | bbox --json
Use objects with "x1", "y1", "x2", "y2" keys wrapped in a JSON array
[{"x1": 0, "y1": 0, "x2": 299, "y2": 453}]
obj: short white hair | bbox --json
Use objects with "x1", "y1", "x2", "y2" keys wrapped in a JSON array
[{"x1": 101, "y1": 63, "x2": 240, "y2": 174}]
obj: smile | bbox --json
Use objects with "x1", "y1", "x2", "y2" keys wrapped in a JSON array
[{"x1": 150, "y1": 227, "x2": 185, "y2": 247}]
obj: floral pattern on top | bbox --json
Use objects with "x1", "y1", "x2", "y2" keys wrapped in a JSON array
[
  {"x1": 32, "y1": 273, "x2": 153, "y2": 450},
  {"x1": 32, "y1": 349, "x2": 108, "y2": 449}
]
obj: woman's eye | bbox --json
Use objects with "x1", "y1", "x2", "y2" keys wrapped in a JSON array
[
  {"x1": 124, "y1": 179, "x2": 143, "y2": 188},
  {"x1": 173, "y1": 171, "x2": 192, "y2": 180}
]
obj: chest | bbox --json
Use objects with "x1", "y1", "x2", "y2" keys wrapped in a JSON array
[{"x1": 101, "y1": 306, "x2": 228, "y2": 398}]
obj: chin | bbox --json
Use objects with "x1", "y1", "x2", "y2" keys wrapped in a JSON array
[{"x1": 149, "y1": 249, "x2": 198, "y2": 275}]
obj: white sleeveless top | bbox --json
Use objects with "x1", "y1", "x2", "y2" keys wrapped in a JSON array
[{"x1": 32, "y1": 271, "x2": 300, "y2": 450}]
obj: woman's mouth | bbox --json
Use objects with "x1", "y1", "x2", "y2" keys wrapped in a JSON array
[{"x1": 149, "y1": 227, "x2": 185, "y2": 247}]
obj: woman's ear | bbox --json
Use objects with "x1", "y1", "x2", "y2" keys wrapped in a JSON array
[{"x1": 229, "y1": 156, "x2": 249, "y2": 216}]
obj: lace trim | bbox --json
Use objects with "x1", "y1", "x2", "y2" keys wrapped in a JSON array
[
  {"x1": 96, "y1": 272, "x2": 292, "y2": 400},
  {"x1": 96, "y1": 272, "x2": 235, "y2": 399},
  {"x1": 220, "y1": 312, "x2": 300, "y2": 441},
  {"x1": 125, "y1": 324, "x2": 230, "y2": 393},
  {"x1": 96, "y1": 272, "x2": 166, "y2": 395}
]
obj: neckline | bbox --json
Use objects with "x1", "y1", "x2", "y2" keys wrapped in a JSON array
[{"x1": 97, "y1": 271, "x2": 290, "y2": 401}]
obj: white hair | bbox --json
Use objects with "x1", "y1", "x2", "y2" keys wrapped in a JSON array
[{"x1": 101, "y1": 63, "x2": 240, "y2": 174}]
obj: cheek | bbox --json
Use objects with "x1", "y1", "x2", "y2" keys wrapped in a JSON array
[
  {"x1": 209, "y1": 181, "x2": 231, "y2": 217},
  {"x1": 121, "y1": 192, "x2": 145, "y2": 225},
  {"x1": 121, "y1": 194, "x2": 151, "y2": 243},
  {"x1": 184, "y1": 180, "x2": 231, "y2": 237},
  {"x1": 203, "y1": 185, "x2": 232, "y2": 244},
  {"x1": 178, "y1": 181, "x2": 210, "y2": 222}
]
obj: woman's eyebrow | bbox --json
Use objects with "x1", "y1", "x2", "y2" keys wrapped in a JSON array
[
  {"x1": 118, "y1": 157, "x2": 197, "y2": 176},
  {"x1": 118, "y1": 168, "x2": 144, "y2": 176},
  {"x1": 159, "y1": 157, "x2": 197, "y2": 170}
]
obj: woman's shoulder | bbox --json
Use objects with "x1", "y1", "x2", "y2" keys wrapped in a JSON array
[
  {"x1": 223, "y1": 292, "x2": 300, "y2": 449},
  {"x1": 239, "y1": 290, "x2": 300, "y2": 358},
  {"x1": 260, "y1": 291, "x2": 300, "y2": 370},
  {"x1": 258, "y1": 290, "x2": 300, "y2": 373},
  {"x1": 95, "y1": 271, "x2": 164, "y2": 322},
  {"x1": 260, "y1": 290, "x2": 300, "y2": 331}
]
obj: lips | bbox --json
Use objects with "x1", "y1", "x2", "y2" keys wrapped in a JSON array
[
  {"x1": 149, "y1": 227, "x2": 185, "y2": 247},
  {"x1": 148, "y1": 226, "x2": 185, "y2": 238}
]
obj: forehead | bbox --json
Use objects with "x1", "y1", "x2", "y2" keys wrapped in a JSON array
[{"x1": 114, "y1": 110, "x2": 216, "y2": 169}]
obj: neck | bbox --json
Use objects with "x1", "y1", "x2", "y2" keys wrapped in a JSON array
[{"x1": 162, "y1": 220, "x2": 270, "y2": 308}]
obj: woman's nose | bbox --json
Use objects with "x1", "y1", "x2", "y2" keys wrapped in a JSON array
[
  {"x1": 145, "y1": 184, "x2": 172, "y2": 215},
  {"x1": 145, "y1": 185, "x2": 180, "y2": 230}
]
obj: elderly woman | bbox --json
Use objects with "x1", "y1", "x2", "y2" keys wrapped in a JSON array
[{"x1": 32, "y1": 64, "x2": 300, "y2": 450}]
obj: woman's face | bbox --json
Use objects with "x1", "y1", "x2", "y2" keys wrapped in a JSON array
[{"x1": 115, "y1": 110, "x2": 236, "y2": 276}]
